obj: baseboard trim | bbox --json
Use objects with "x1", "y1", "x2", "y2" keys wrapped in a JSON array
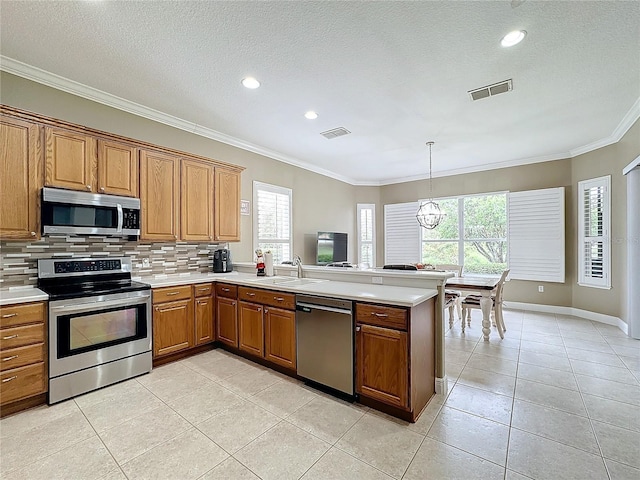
[
  {"x1": 435, "y1": 376, "x2": 448, "y2": 395},
  {"x1": 505, "y1": 301, "x2": 628, "y2": 334}
]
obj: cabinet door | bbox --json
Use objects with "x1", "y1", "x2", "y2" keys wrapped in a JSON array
[
  {"x1": 181, "y1": 159, "x2": 214, "y2": 241},
  {"x1": 238, "y1": 301, "x2": 264, "y2": 357},
  {"x1": 140, "y1": 150, "x2": 180, "y2": 241},
  {"x1": 214, "y1": 167, "x2": 240, "y2": 242},
  {"x1": 97, "y1": 139, "x2": 138, "y2": 197},
  {"x1": 45, "y1": 127, "x2": 96, "y2": 192},
  {"x1": 195, "y1": 295, "x2": 215, "y2": 346},
  {"x1": 356, "y1": 324, "x2": 408, "y2": 409},
  {"x1": 216, "y1": 296, "x2": 238, "y2": 348},
  {"x1": 0, "y1": 116, "x2": 41, "y2": 240},
  {"x1": 153, "y1": 299, "x2": 194, "y2": 357},
  {"x1": 265, "y1": 307, "x2": 296, "y2": 370}
]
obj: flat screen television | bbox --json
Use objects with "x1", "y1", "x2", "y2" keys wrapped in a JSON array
[{"x1": 316, "y1": 232, "x2": 348, "y2": 265}]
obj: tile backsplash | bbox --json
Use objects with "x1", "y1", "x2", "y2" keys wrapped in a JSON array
[{"x1": 0, "y1": 236, "x2": 226, "y2": 288}]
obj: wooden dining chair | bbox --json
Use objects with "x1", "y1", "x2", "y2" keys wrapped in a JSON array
[
  {"x1": 461, "y1": 269, "x2": 510, "y2": 334},
  {"x1": 436, "y1": 264, "x2": 463, "y2": 328}
]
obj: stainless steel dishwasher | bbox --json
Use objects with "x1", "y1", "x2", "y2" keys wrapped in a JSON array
[{"x1": 296, "y1": 294, "x2": 354, "y2": 396}]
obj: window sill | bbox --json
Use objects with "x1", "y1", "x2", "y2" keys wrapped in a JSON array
[{"x1": 577, "y1": 282, "x2": 612, "y2": 290}]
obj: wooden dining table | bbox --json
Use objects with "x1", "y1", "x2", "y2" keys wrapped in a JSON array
[{"x1": 446, "y1": 276, "x2": 502, "y2": 342}]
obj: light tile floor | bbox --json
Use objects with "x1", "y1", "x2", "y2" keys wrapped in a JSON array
[{"x1": 1, "y1": 309, "x2": 639, "y2": 479}]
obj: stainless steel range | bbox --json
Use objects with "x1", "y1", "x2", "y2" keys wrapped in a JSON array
[{"x1": 37, "y1": 257, "x2": 152, "y2": 404}]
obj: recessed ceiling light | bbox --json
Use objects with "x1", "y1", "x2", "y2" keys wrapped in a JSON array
[
  {"x1": 501, "y1": 30, "x2": 526, "y2": 47},
  {"x1": 241, "y1": 77, "x2": 260, "y2": 89},
  {"x1": 304, "y1": 111, "x2": 318, "y2": 120}
]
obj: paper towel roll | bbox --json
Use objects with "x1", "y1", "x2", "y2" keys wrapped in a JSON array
[{"x1": 264, "y1": 252, "x2": 274, "y2": 276}]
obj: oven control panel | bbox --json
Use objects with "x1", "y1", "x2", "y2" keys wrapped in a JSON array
[{"x1": 54, "y1": 259, "x2": 122, "y2": 274}]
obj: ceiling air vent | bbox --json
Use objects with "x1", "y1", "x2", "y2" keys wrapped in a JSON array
[
  {"x1": 320, "y1": 127, "x2": 351, "y2": 139},
  {"x1": 468, "y1": 79, "x2": 513, "y2": 101}
]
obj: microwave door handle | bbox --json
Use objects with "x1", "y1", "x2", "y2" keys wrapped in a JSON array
[{"x1": 117, "y1": 204, "x2": 123, "y2": 233}]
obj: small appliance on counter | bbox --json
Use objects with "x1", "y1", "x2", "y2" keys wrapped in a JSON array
[{"x1": 213, "y1": 248, "x2": 233, "y2": 273}]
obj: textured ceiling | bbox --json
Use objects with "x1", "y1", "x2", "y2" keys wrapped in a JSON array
[{"x1": 1, "y1": 1, "x2": 639, "y2": 185}]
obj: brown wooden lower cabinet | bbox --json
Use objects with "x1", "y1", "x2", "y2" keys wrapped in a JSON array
[
  {"x1": 355, "y1": 299, "x2": 436, "y2": 421},
  {"x1": 356, "y1": 323, "x2": 408, "y2": 409},
  {"x1": 195, "y1": 295, "x2": 214, "y2": 345},
  {"x1": 153, "y1": 298, "x2": 194, "y2": 357},
  {"x1": 265, "y1": 306, "x2": 296, "y2": 369},
  {"x1": 0, "y1": 301, "x2": 47, "y2": 414},
  {"x1": 238, "y1": 301, "x2": 264, "y2": 357},
  {"x1": 216, "y1": 296, "x2": 238, "y2": 347}
]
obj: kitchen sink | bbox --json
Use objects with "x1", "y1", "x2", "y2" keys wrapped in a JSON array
[
  {"x1": 248, "y1": 276, "x2": 297, "y2": 285},
  {"x1": 248, "y1": 276, "x2": 325, "y2": 286},
  {"x1": 281, "y1": 278, "x2": 325, "y2": 286}
]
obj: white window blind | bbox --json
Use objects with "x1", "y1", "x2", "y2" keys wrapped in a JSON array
[
  {"x1": 253, "y1": 181, "x2": 292, "y2": 264},
  {"x1": 384, "y1": 202, "x2": 420, "y2": 264},
  {"x1": 357, "y1": 204, "x2": 376, "y2": 267},
  {"x1": 508, "y1": 187, "x2": 565, "y2": 282},
  {"x1": 578, "y1": 176, "x2": 611, "y2": 288}
]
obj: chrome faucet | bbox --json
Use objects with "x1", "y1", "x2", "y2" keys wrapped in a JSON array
[{"x1": 293, "y1": 254, "x2": 303, "y2": 278}]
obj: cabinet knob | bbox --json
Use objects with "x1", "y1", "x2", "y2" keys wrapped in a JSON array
[
  {"x1": 264, "y1": 309, "x2": 268, "y2": 313},
  {"x1": 30, "y1": 231, "x2": 36, "y2": 237},
  {"x1": 356, "y1": 326, "x2": 361, "y2": 332},
  {"x1": 86, "y1": 185, "x2": 92, "y2": 191},
  {"x1": 258, "y1": 307, "x2": 262, "y2": 312},
  {"x1": 174, "y1": 235, "x2": 178, "y2": 240},
  {"x1": 100, "y1": 187, "x2": 105, "y2": 193}
]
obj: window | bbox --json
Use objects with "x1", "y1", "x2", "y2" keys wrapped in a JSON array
[
  {"x1": 253, "y1": 181, "x2": 292, "y2": 265},
  {"x1": 578, "y1": 176, "x2": 611, "y2": 288},
  {"x1": 357, "y1": 204, "x2": 376, "y2": 267},
  {"x1": 420, "y1": 193, "x2": 507, "y2": 275}
]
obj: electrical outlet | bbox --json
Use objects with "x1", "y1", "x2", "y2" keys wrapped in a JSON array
[
  {"x1": 142, "y1": 258, "x2": 150, "y2": 268},
  {"x1": 372, "y1": 276, "x2": 383, "y2": 284},
  {"x1": 538, "y1": 285, "x2": 544, "y2": 293}
]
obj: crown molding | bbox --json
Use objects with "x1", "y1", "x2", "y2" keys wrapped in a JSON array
[
  {"x1": 0, "y1": 56, "x2": 357, "y2": 185},
  {"x1": 570, "y1": 97, "x2": 640, "y2": 158},
  {"x1": 2, "y1": 56, "x2": 637, "y2": 187}
]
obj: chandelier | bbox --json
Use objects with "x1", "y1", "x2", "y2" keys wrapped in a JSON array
[{"x1": 416, "y1": 141, "x2": 446, "y2": 229}]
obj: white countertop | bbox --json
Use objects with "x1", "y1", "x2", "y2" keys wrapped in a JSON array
[
  {"x1": 136, "y1": 271, "x2": 437, "y2": 307},
  {"x1": 0, "y1": 270, "x2": 439, "y2": 308},
  {"x1": 0, "y1": 287, "x2": 49, "y2": 306}
]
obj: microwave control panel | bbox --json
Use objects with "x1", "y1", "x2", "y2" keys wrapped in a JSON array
[{"x1": 122, "y1": 209, "x2": 140, "y2": 229}]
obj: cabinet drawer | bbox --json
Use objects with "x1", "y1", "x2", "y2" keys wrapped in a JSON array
[
  {"x1": 356, "y1": 303, "x2": 408, "y2": 330},
  {"x1": 0, "y1": 362, "x2": 46, "y2": 405},
  {"x1": 0, "y1": 302, "x2": 45, "y2": 328},
  {"x1": 238, "y1": 287, "x2": 295, "y2": 310},
  {"x1": 193, "y1": 283, "x2": 213, "y2": 297},
  {"x1": 0, "y1": 324, "x2": 45, "y2": 350},
  {"x1": 0, "y1": 343, "x2": 45, "y2": 372},
  {"x1": 215, "y1": 283, "x2": 237, "y2": 299},
  {"x1": 153, "y1": 285, "x2": 192, "y2": 303}
]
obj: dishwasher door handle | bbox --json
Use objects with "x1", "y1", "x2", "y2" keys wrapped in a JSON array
[{"x1": 296, "y1": 302, "x2": 352, "y2": 315}]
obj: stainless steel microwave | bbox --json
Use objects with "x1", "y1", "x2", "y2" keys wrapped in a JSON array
[{"x1": 41, "y1": 187, "x2": 141, "y2": 236}]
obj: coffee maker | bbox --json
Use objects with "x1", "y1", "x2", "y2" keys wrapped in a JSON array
[{"x1": 213, "y1": 249, "x2": 233, "y2": 273}]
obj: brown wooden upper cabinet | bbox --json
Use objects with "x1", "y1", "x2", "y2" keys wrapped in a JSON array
[
  {"x1": 44, "y1": 127, "x2": 96, "y2": 193},
  {"x1": 0, "y1": 115, "x2": 42, "y2": 240},
  {"x1": 44, "y1": 128, "x2": 138, "y2": 198},
  {"x1": 215, "y1": 167, "x2": 241, "y2": 242},
  {"x1": 97, "y1": 139, "x2": 138, "y2": 197},
  {"x1": 140, "y1": 149, "x2": 180, "y2": 241},
  {"x1": 181, "y1": 159, "x2": 214, "y2": 241}
]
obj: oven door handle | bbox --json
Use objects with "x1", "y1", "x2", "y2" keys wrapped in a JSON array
[
  {"x1": 50, "y1": 295, "x2": 150, "y2": 313},
  {"x1": 116, "y1": 204, "x2": 123, "y2": 233}
]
